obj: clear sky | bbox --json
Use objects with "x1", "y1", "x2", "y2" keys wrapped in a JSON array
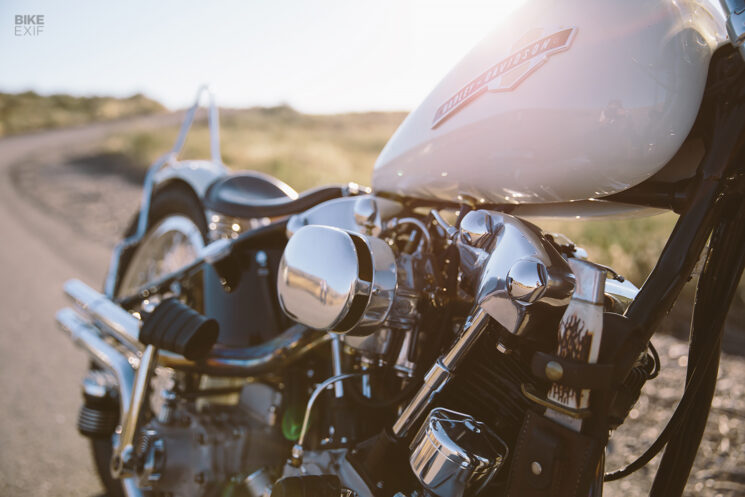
[{"x1": 0, "y1": 0, "x2": 525, "y2": 113}]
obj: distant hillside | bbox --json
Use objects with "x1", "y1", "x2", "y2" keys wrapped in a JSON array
[{"x1": 0, "y1": 91, "x2": 165, "y2": 136}]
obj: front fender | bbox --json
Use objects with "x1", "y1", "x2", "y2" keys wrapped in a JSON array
[{"x1": 152, "y1": 160, "x2": 228, "y2": 199}]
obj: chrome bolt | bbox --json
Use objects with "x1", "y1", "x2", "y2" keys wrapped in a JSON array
[
  {"x1": 353, "y1": 197, "x2": 378, "y2": 228},
  {"x1": 255, "y1": 250, "x2": 268, "y2": 267},
  {"x1": 507, "y1": 259, "x2": 547, "y2": 302},
  {"x1": 290, "y1": 443, "x2": 304, "y2": 467},
  {"x1": 545, "y1": 361, "x2": 564, "y2": 382},
  {"x1": 157, "y1": 390, "x2": 177, "y2": 425}
]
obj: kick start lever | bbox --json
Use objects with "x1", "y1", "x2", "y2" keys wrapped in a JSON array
[{"x1": 110, "y1": 299, "x2": 218, "y2": 478}]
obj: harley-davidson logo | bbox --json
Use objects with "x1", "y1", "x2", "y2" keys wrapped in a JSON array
[{"x1": 432, "y1": 27, "x2": 577, "y2": 128}]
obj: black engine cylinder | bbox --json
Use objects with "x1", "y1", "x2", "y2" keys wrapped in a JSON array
[{"x1": 78, "y1": 372, "x2": 119, "y2": 439}]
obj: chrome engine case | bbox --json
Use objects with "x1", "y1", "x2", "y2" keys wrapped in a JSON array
[{"x1": 136, "y1": 382, "x2": 286, "y2": 496}]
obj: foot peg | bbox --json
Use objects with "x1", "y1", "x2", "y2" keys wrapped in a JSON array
[{"x1": 140, "y1": 298, "x2": 219, "y2": 361}]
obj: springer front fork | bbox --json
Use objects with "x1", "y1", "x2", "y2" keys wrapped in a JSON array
[{"x1": 111, "y1": 345, "x2": 158, "y2": 478}]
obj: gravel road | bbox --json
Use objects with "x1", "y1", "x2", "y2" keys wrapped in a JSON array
[
  {"x1": 0, "y1": 116, "x2": 179, "y2": 497},
  {"x1": 1, "y1": 118, "x2": 744, "y2": 496}
]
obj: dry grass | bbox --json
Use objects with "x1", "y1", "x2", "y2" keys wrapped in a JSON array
[
  {"x1": 538, "y1": 214, "x2": 678, "y2": 287},
  {"x1": 102, "y1": 106, "x2": 407, "y2": 192},
  {"x1": 0, "y1": 91, "x2": 165, "y2": 136}
]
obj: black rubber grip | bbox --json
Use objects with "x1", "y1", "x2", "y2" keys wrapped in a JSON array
[{"x1": 140, "y1": 298, "x2": 219, "y2": 361}]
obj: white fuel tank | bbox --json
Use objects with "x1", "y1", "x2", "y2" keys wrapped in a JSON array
[{"x1": 373, "y1": 0, "x2": 727, "y2": 208}]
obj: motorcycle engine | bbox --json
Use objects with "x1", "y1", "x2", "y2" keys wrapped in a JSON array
[
  {"x1": 117, "y1": 194, "x2": 647, "y2": 497},
  {"x1": 270, "y1": 194, "x2": 647, "y2": 497}
]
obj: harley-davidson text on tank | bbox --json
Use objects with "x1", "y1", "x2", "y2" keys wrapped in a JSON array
[{"x1": 432, "y1": 26, "x2": 577, "y2": 128}]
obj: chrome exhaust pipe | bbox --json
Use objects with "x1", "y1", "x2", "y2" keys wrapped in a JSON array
[
  {"x1": 62, "y1": 279, "x2": 329, "y2": 376},
  {"x1": 56, "y1": 308, "x2": 144, "y2": 497},
  {"x1": 56, "y1": 308, "x2": 135, "y2": 418},
  {"x1": 64, "y1": 279, "x2": 142, "y2": 352}
]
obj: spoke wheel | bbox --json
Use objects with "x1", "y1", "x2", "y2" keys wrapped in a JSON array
[
  {"x1": 117, "y1": 215, "x2": 205, "y2": 297},
  {"x1": 91, "y1": 184, "x2": 207, "y2": 497}
]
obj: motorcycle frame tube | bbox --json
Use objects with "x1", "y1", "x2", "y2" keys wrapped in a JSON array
[
  {"x1": 157, "y1": 327, "x2": 330, "y2": 376},
  {"x1": 649, "y1": 192, "x2": 745, "y2": 496},
  {"x1": 618, "y1": 49, "x2": 745, "y2": 382}
]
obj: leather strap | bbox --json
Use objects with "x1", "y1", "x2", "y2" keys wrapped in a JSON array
[
  {"x1": 505, "y1": 410, "x2": 603, "y2": 497},
  {"x1": 531, "y1": 352, "x2": 616, "y2": 390}
]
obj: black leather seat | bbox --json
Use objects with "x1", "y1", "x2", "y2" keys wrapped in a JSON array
[{"x1": 204, "y1": 172, "x2": 346, "y2": 219}]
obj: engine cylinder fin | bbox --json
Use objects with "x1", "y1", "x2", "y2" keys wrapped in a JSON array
[{"x1": 435, "y1": 329, "x2": 540, "y2": 488}]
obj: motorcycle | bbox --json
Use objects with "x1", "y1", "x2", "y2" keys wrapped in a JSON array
[{"x1": 57, "y1": 1, "x2": 745, "y2": 496}]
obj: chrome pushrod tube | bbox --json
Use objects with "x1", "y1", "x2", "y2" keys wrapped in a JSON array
[
  {"x1": 391, "y1": 308, "x2": 490, "y2": 438},
  {"x1": 63, "y1": 279, "x2": 330, "y2": 376}
]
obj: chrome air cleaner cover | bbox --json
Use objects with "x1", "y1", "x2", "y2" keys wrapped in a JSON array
[{"x1": 277, "y1": 225, "x2": 397, "y2": 335}]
